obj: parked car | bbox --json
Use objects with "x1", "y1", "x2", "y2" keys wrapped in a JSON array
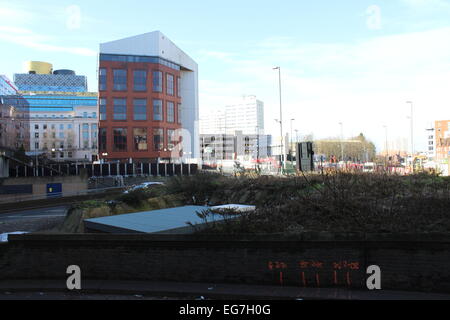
[{"x1": 123, "y1": 182, "x2": 165, "y2": 194}]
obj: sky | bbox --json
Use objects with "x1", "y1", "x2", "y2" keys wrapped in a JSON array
[{"x1": 1, "y1": 0, "x2": 450, "y2": 153}]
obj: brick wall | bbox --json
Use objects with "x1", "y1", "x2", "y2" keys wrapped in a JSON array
[{"x1": 1, "y1": 233, "x2": 450, "y2": 293}]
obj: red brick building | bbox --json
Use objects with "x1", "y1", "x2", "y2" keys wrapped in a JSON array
[
  {"x1": 98, "y1": 55, "x2": 183, "y2": 162},
  {"x1": 435, "y1": 120, "x2": 450, "y2": 162},
  {"x1": 98, "y1": 32, "x2": 199, "y2": 163}
]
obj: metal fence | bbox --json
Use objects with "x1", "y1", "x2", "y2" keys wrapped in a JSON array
[{"x1": 9, "y1": 163, "x2": 198, "y2": 178}]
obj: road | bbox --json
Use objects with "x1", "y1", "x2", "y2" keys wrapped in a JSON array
[{"x1": 0, "y1": 206, "x2": 69, "y2": 234}]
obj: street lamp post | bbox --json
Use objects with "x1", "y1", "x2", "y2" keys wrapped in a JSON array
[
  {"x1": 339, "y1": 122, "x2": 344, "y2": 162},
  {"x1": 290, "y1": 118, "x2": 295, "y2": 155},
  {"x1": 273, "y1": 67, "x2": 285, "y2": 173},
  {"x1": 406, "y1": 101, "x2": 414, "y2": 172},
  {"x1": 383, "y1": 125, "x2": 388, "y2": 167},
  {"x1": 406, "y1": 101, "x2": 414, "y2": 156}
]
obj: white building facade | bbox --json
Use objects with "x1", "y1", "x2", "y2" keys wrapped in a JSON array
[{"x1": 200, "y1": 95, "x2": 264, "y2": 135}]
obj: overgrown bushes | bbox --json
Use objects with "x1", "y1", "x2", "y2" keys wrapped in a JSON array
[
  {"x1": 58, "y1": 171, "x2": 450, "y2": 235},
  {"x1": 166, "y1": 172, "x2": 450, "y2": 234}
]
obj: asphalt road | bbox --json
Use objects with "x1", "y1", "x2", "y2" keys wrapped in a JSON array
[{"x1": 0, "y1": 206, "x2": 69, "y2": 234}]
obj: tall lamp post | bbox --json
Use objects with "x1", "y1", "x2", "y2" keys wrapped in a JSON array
[
  {"x1": 290, "y1": 118, "x2": 295, "y2": 164},
  {"x1": 406, "y1": 101, "x2": 414, "y2": 157},
  {"x1": 406, "y1": 101, "x2": 414, "y2": 172},
  {"x1": 339, "y1": 122, "x2": 344, "y2": 162},
  {"x1": 273, "y1": 67, "x2": 285, "y2": 173},
  {"x1": 383, "y1": 125, "x2": 388, "y2": 167}
]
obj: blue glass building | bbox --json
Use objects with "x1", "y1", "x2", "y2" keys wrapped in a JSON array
[{"x1": 12, "y1": 62, "x2": 98, "y2": 162}]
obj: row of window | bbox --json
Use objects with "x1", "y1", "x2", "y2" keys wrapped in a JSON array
[
  {"x1": 99, "y1": 54, "x2": 181, "y2": 71},
  {"x1": 34, "y1": 124, "x2": 98, "y2": 141},
  {"x1": 99, "y1": 69, "x2": 181, "y2": 96},
  {"x1": 34, "y1": 142, "x2": 96, "y2": 151},
  {"x1": 32, "y1": 112, "x2": 96, "y2": 119},
  {"x1": 99, "y1": 98, "x2": 182, "y2": 123},
  {"x1": 35, "y1": 124, "x2": 74, "y2": 130},
  {"x1": 99, "y1": 128, "x2": 180, "y2": 152}
]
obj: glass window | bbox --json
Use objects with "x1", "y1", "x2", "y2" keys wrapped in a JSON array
[
  {"x1": 35, "y1": 132, "x2": 39, "y2": 138},
  {"x1": 83, "y1": 112, "x2": 88, "y2": 118},
  {"x1": 133, "y1": 70, "x2": 147, "y2": 92},
  {"x1": 68, "y1": 124, "x2": 73, "y2": 130},
  {"x1": 35, "y1": 124, "x2": 39, "y2": 130},
  {"x1": 99, "y1": 68, "x2": 107, "y2": 91},
  {"x1": 60, "y1": 124, "x2": 64, "y2": 130},
  {"x1": 133, "y1": 128, "x2": 148, "y2": 151},
  {"x1": 153, "y1": 128, "x2": 164, "y2": 151},
  {"x1": 35, "y1": 142, "x2": 39, "y2": 150},
  {"x1": 133, "y1": 99, "x2": 147, "y2": 121},
  {"x1": 153, "y1": 71, "x2": 162, "y2": 92},
  {"x1": 113, "y1": 69, "x2": 127, "y2": 91},
  {"x1": 166, "y1": 73, "x2": 174, "y2": 95},
  {"x1": 168, "y1": 129, "x2": 177, "y2": 151},
  {"x1": 99, "y1": 128, "x2": 107, "y2": 151},
  {"x1": 100, "y1": 98, "x2": 107, "y2": 121},
  {"x1": 91, "y1": 124, "x2": 98, "y2": 149},
  {"x1": 59, "y1": 132, "x2": 64, "y2": 139},
  {"x1": 153, "y1": 99, "x2": 163, "y2": 121},
  {"x1": 113, "y1": 98, "x2": 127, "y2": 121},
  {"x1": 178, "y1": 104, "x2": 182, "y2": 124},
  {"x1": 113, "y1": 128, "x2": 127, "y2": 152},
  {"x1": 177, "y1": 77, "x2": 181, "y2": 97},
  {"x1": 167, "y1": 101, "x2": 175, "y2": 123},
  {"x1": 82, "y1": 124, "x2": 89, "y2": 149}
]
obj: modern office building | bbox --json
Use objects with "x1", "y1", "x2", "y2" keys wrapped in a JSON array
[
  {"x1": 200, "y1": 131, "x2": 272, "y2": 165},
  {"x1": 0, "y1": 75, "x2": 30, "y2": 151},
  {"x1": 98, "y1": 31, "x2": 199, "y2": 163},
  {"x1": 13, "y1": 61, "x2": 98, "y2": 162},
  {"x1": 200, "y1": 95, "x2": 270, "y2": 164},
  {"x1": 200, "y1": 95, "x2": 264, "y2": 135}
]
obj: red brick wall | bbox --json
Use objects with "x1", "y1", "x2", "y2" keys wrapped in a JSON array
[{"x1": 99, "y1": 60, "x2": 182, "y2": 162}]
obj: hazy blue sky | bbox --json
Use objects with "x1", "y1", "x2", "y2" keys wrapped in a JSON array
[{"x1": 1, "y1": 0, "x2": 450, "y2": 152}]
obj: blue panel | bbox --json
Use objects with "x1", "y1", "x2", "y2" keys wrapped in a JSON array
[{"x1": 47, "y1": 183, "x2": 62, "y2": 198}]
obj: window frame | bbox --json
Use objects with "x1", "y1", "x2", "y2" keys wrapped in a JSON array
[
  {"x1": 133, "y1": 127, "x2": 148, "y2": 152},
  {"x1": 133, "y1": 69, "x2": 147, "y2": 92},
  {"x1": 113, "y1": 127, "x2": 128, "y2": 152},
  {"x1": 113, "y1": 69, "x2": 127, "y2": 91},
  {"x1": 113, "y1": 98, "x2": 127, "y2": 121}
]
